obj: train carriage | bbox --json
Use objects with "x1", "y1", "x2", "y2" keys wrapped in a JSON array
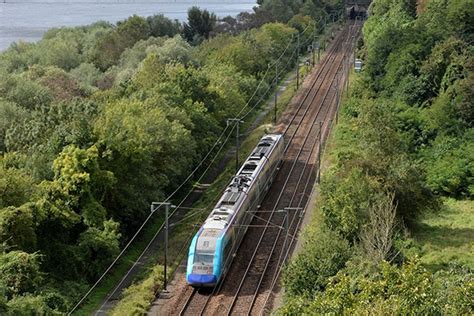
[{"x1": 186, "y1": 134, "x2": 284, "y2": 287}]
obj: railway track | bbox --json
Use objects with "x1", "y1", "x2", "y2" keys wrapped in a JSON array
[{"x1": 159, "y1": 21, "x2": 361, "y2": 316}]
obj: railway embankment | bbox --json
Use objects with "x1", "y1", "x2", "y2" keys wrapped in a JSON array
[
  {"x1": 277, "y1": 0, "x2": 473, "y2": 314},
  {"x1": 158, "y1": 21, "x2": 360, "y2": 315}
]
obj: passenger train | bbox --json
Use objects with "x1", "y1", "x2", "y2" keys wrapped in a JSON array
[{"x1": 186, "y1": 134, "x2": 285, "y2": 287}]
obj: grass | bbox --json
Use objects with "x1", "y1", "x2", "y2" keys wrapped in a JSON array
[{"x1": 411, "y1": 198, "x2": 474, "y2": 271}]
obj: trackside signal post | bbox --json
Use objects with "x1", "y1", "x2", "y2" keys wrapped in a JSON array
[{"x1": 151, "y1": 202, "x2": 174, "y2": 291}]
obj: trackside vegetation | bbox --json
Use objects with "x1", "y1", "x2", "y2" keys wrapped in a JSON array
[
  {"x1": 279, "y1": 0, "x2": 473, "y2": 314},
  {"x1": 0, "y1": 0, "x2": 344, "y2": 313}
]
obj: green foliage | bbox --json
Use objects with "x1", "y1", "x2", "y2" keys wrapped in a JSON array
[
  {"x1": 0, "y1": 205, "x2": 37, "y2": 252},
  {"x1": 70, "y1": 63, "x2": 103, "y2": 91},
  {"x1": 0, "y1": 251, "x2": 42, "y2": 298},
  {"x1": 153, "y1": 35, "x2": 192, "y2": 64},
  {"x1": 423, "y1": 134, "x2": 473, "y2": 197},
  {"x1": 282, "y1": 224, "x2": 351, "y2": 297},
  {"x1": 183, "y1": 6, "x2": 217, "y2": 44},
  {"x1": 36, "y1": 36, "x2": 82, "y2": 71},
  {"x1": 91, "y1": 15, "x2": 150, "y2": 71},
  {"x1": 6, "y1": 294, "x2": 58, "y2": 315},
  {"x1": 146, "y1": 14, "x2": 181, "y2": 38},
  {"x1": 78, "y1": 220, "x2": 121, "y2": 281},
  {"x1": 411, "y1": 198, "x2": 474, "y2": 270},
  {"x1": 0, "y1": 162, "x2": 36, "y2": 209},
  {"x1": 0, "y1": 73, "x2": 52, "y2": 110},
  {"x1": 321, "y1": 168, "x2": 376, "y2": 240},
  {"x1": 110, "y1": 265, "x2": 163, "y2": 316},
  {"x1": 281, "y1": 260, "x2": 474, "y2": 315}
]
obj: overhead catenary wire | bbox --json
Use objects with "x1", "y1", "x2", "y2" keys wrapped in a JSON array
[
  {"x1": 70, "y1": 24, "x2": 321, "y2": 315},
  {"x1": 184, "y1": 23, "x2": 337, "y2": 314},
  {"x1": 236, "y1": 30, "x2": 298, "y2": 119},
  {"x1": 92, "y1": 123, "x2": 237, "y2": 315},
  {"x1": 68, "y1": 126, "x2": 232, "y2": 315},
  {"x1": 226, "y1": 26, "x2": 350, "y2": 314}
]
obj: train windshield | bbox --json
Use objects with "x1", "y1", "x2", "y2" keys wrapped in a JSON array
[{"x1": 194, "y1": 253, "x2": 214, "y2": 264}]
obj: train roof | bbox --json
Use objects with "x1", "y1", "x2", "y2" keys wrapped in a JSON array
[{"x1": 201, "y1": 134, "x2": 283, "y2": 231}]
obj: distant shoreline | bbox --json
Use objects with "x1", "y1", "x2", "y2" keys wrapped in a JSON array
[{"x1": 0, "y1": 1, "x2": 256, "y2": 50}]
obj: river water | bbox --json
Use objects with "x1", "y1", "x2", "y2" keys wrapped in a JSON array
[{"x1": 0, "y1": 0, "x2": 256, "y2": 50}]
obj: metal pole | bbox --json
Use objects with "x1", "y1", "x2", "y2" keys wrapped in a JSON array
[
  {"x1": 346, "y1": 57, "x2": 350, "y2": 93},
  {"x1": 296, "y1": 33, "x2": 300, "y2": 90},
  {"x1": 151, "y1": 202, "x2": 172, "y2": 292},
  {"x1": 335, "y1": 73, "x2": 340, "y2": 124},
  {"x1": 236, "y1": 120, "x2": 239, "y2": 172},
  {"x1": 312, "y1": 24, "x2": 316, "y2": 67},
  {"x1": 317, "y1": 122, "x2": 322, "y2": 183},
  {"x1": 274, "y1": 63, "x2": 278, "y2": 124},
  {"x1": 283, "y1": 210, "x2": 288, "y2": 263},
  {"x1": 227, "y1": 118, "x2": 243, "y2": 172},
  {"x1": 164, "y1": 203, "x2": 169, "y2": 291}
]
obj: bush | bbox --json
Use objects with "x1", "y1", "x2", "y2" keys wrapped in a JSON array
[
  {"x1": 282, "y1": 224, "x2": 351, "y2": 297},
  {"x1": 0, "y1": 251, "x2": 43, "y2": 298},
  {"x1": 280, "y1": 260, "x2": 474, "y2": 315},
  {"x1": 424, "y1": 133, "x2": 474, "y2": 197}
]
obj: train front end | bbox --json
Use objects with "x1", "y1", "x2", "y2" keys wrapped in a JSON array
[{"x1": 186, "y1": 228, "x2": 223, "y2": 287}]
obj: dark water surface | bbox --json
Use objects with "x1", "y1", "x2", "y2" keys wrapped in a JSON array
[{"x1": 0, "y1": 0, "x2": 256, "y2": 50}]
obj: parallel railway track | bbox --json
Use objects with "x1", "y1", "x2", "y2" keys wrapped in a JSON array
[{"x1": 160, "y1": 21, "x2": 361, "y2": 316}]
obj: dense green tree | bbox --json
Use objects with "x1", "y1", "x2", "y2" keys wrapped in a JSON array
[
  {"x1": 183, "y1": 6, "x2": 217, "y2": 44},
  {"x1": 36, "y1": 37, "x2": 82, "y2": 71},
  {"x1": 146, "y1": 14, "x2": 181, "y2": 38},
  {"x1": 0, "y1": 204, "x2": 37, "y2": 252},
  {"x1": 0, "y1": 251, "x2": 42, "y2": 298},
  {"x1": 283, "y1": 224, "x2": 351, "y2": 297},
  {"x1": 70, "y1": 63, "x2": 103, "y2": 91},
  {"x1": 280, "y1": 260, "x2": 474, "y2": 315},
  {"x1": 153, "y1": 35, "x2": 192, "y2": 64}
]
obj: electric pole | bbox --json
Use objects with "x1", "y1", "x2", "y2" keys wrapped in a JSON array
[
  {"x1": 151, "y1": 202, "x2": 173, "y2": 292},
  {"x1": 317, "y1": 121, "x2": 322, "y2": 183},
  {"x1": 274, "y1": 62, "x2": 278, "y2": 124},
  {"x1": 227, "y1": 118, "x2": 243, "y2": 172},
  {"x1": 296, "y1": 33, "x2": 300, "y2": 90},
  {"x1": 334, "y1": 72, "x2": 340, "y2": 124},
  {"x1": 312, "y1": 24, "x2": 316, "y2": 66}
]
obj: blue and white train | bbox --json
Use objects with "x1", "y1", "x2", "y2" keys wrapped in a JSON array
[{"x1": 186, "y1": 134, "x2": 285, "y2": 287}]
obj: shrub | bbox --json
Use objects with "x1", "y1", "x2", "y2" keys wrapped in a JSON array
[{"x1": 282, "y1": 225, "x2": 351, "y2": 297}]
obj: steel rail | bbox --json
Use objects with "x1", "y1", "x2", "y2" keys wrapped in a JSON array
[
  {"x1": 246, "y1": 66, "x2": 342, "y2": 315},
  {"x1": 179, "y1": 288, "x2": 197, "y2": 316},
  {"x1": 256, "y1": 74, "x2": 341, "y2": 316},
  {"x1": 259, "y1": 25, "x2": 362, "y2": 315},
  {"x1": 191, "y1": 27, "x2": 348, "y2": 316},
  {"x1": 280, "y1": 26, "x2": 346, "y2": 145},
  {"x1": 225, "y1": 38, "x2": 348, "y2": 314},
  {"x1": 228, "y1": 24, "x2": 353, "y2": 315},
  {"x1": 177, "y1": 24, "x2": 351, "y2": 316},
  {"x1": 241, "y1": 48, "x2": 347, "y2": 316}
]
